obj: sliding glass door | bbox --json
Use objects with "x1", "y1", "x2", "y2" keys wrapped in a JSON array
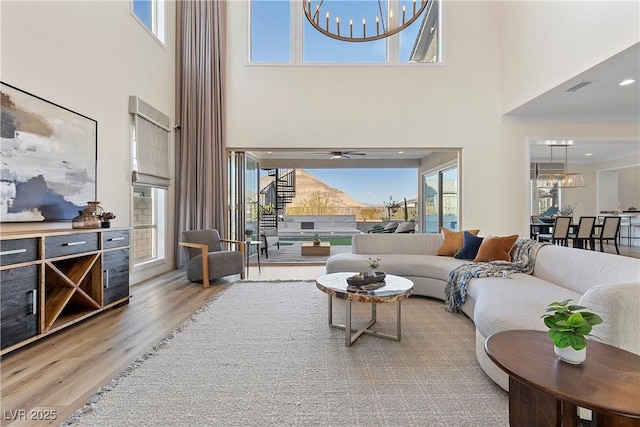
[
  {"x1": 423, "y1": 165, "x2": 458, "y2": 233},
  {"x1": 228, "y1": 151, "x2": 259, "y2": 242}
]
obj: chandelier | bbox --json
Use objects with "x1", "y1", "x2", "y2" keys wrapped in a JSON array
[
  {"x1": 537, "y1": 143, "x2": 586, "y2": 189},
  {"x1": 303, "y1": 0, "x2": 430, "y2": 42}
]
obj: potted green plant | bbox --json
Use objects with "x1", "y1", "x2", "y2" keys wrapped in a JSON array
[
  {"x1": 541, "y1": 299, "x2": 602, "y2": 364},
  {"x1": 244, "y1": 229, "x2": 254, "y2": 241},
  {"x1": 365, "y1": 257, "x2": 381, "y2": 277},
  {"x1": 312, "y1": 233, "x2": 321, "y2": 246}
]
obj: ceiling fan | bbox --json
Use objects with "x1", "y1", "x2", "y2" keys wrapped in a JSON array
[{"x1": 309, "y1": 151, "x2": 366, "y2": 159}]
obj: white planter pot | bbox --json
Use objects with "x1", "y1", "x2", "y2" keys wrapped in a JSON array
[{"x1": 554, "y1": 345, "x2": 586, "y2": 364}]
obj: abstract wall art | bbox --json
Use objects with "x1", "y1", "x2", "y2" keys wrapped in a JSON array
[{"x1": 1, "y1": 82, "x2": 97, "y2": 222}]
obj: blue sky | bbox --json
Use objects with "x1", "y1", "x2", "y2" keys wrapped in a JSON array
[
  {"x1": 251, "y1": 0, "x2": 424, "y2": 62},
  {"x1": 304, "y1": 169, "x2": 418, "y2": 204}
]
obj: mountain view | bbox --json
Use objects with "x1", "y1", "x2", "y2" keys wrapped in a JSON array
[
  {"x1": 260, "y1": 169, "x2": 371, "y2": 208},
  {"x1": 288, "y1": 169, "x2": 370, "y2": 208}
]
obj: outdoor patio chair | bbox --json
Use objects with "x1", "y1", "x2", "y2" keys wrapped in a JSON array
[
  {"x1": 394, "y1": 222, "x2": 416, "y2": 233},
  {"x1": 179, "y1": 229, "x2": 245, "y2": 288},
  {"x1": 368, "y1": 221, "x2": 398, "y2": 233},
  {"x1": 260, "y1": 229, "x2": 280, "y2": 258},
  {"x1": 538, "y1": 216, "x2": 572, "y2": 246}
]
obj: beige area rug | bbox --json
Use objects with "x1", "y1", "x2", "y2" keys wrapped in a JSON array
[{"x1": 64, "y1": 281, "x2": 508, "y2": 426}]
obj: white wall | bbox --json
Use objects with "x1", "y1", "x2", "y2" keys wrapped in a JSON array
[
  {"x1": 618, "y1": 167, "x2": 640, "y2": 210},
  {"x1": 1, "y1": 0, "x2": 176, "y2": 284},
  {"x1": 501, "y1": 0, "x2": 640, "y2": 113},
  {"x1": 226, "y1": 1, "x2": 639, "y2": 238}
]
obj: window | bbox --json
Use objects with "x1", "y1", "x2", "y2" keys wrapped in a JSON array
[
  {"x1": 250, "y1": 0, "x2": 441, "y2": 64},
  {"x1": 132, "y1": 0, "x2": 165, "y2": 44},
  {"x1": 251, "y1": 0, "x2": 291, "y2": 62},
  {"x1": 423, "y1": 165, "x2": 458, "y2": 233},
  {"x1": 129, "y1": 96, "x2": 170, "y2": 267},
  {"x1": 133, "y1": 185, "x2": 166, "y2": 264}
]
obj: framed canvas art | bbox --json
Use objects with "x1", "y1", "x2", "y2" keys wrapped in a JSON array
[{"x1": 0, "y1": 82, "x2": 97, "y2": 222}]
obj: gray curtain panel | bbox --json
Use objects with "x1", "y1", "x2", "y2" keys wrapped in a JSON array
[{"x1": 175, "y1": 0, "x2": 227, "y2": 268}]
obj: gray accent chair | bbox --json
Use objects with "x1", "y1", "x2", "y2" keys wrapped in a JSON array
[{"x1": 179, "y1": 229, "x2": 245, "y2": 288}]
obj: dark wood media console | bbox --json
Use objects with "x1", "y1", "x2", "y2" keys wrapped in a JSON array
[{"x1": 0, "y1": 228, "x2": 131, "y2": 355}]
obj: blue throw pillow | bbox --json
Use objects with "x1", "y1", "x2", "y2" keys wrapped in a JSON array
[{"x1": 454, "y1": 231, "x2": 484, "y2": 260}]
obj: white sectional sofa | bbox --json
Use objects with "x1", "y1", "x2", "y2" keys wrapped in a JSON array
[{"x1": 325, "y1": 233, "x2": 640, "y2": 390}]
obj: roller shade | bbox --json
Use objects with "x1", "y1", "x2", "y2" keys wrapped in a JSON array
[{"x1": 129, "y1": 96, "x2": 171, "y2": 188}]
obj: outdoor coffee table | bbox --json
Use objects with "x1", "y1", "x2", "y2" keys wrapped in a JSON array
[
  {"x1": 315, "y1": 272, "x2": 414, "y2": 346},
  {"x1": 301, "y1": 241, "x2": 330, "y2": 256}
]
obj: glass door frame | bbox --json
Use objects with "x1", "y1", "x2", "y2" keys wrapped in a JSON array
[{"x1": 422, "y1": 163, "x2": 459, "y2": 233}]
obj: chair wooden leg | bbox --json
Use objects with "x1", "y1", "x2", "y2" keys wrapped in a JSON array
[{"x1": 201, "y1": 247, "x2": 210, "y2": 288}]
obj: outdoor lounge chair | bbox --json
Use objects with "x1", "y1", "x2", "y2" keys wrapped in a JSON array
[{"x1": 368, "y1": 221, "x2": 398, "y2": 233}]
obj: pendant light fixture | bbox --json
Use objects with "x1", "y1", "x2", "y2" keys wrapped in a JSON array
[
  {"x1": 537, "y1": 143, "x2": 586, "y2": 189},
  {"x1": 303, "y1": 0, "x2": 430, "y2": 43}
]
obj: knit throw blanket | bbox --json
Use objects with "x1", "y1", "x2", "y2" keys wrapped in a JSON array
[{"x1": 444, "y1": 239, "x2": 549, "y2": 312}]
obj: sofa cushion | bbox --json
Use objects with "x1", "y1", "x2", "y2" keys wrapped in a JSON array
[
  {"x1": 473, "y1": 234, "x2": 518, "y2": 262},
  {"x1": 352, "y1": 233, "x2": 444, "y2": 256},
  {"x1": 469, "y1": 273, "x2": 582, "y2": 339},
  {"x1": 325, "y1": 253, "x2": 466, "y2": 282},
  {"x1": 437, "y1": 228, "x2": 480, "y2": 256},
  {"x1": 579, "y1": 283, "x2": 640, "y2": 354},
  {"x1": 454, "y1": 231, "x2": 484, "y2": 260},
  {"x1": 533, "y1": 244, "x2": 640, "y2": 294}
]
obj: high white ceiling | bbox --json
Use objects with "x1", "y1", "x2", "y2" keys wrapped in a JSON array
[
  {"x1": 246, "y1": 44, "x2": 639, "y2": 168},
  {"x1": 504, "y1": 43, "x2": 639, "y2": 123}
]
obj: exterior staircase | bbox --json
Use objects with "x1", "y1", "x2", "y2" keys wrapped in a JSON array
[{"x1": 259, "y1": 168, "x2": 296, "y2": 229}]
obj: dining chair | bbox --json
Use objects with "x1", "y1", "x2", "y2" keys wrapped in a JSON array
[
  {"x1": 594, "y1": 216, "x2": 621, "y2": 254},
  {"x1": 567, "y1": 216, "x2": 596, "y2": 250},
  {"x1": 617, "y1": 215, "x2": 635, "y2": 246},
  {"x1": 538, "y1": 216, "x2": 572, "y2": 246}
]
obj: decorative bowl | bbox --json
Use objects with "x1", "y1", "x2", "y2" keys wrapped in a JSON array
[{"x1": 346, "y1": 271, "x2": 386, "y2": 286}]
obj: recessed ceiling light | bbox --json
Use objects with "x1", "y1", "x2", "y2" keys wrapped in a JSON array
[
  {"x1": 397, "y1": 151, "x2": 404, "y2": 154},
  {"x1": 585, "y1": 153, "x2": 593, "y2": 156},
  {"x1": 619, "y1": 79, "x2": 636, "y2": 86}
]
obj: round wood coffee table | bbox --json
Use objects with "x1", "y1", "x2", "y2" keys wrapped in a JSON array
[
  {"x1": 316, "y1": 272, "x2": 413, "y2": 346},
  {"x1": 485, "y1": 329, "x2": 640, "y2": 426}
]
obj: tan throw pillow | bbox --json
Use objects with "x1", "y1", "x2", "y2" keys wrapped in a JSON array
[
  {"x1": 474, "y1": 235, "x2": 519, "y2": 262},
  {"x1": 437, "y1": 228, "x2": 480, "y2": 257}
]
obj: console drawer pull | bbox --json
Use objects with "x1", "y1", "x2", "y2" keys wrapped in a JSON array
[
  {"x1": 29, "y1": 289, "x2": 38, "y2": 315},
  {"x1": 0, "y1": 249, "x2": 27, "y2": 256},
  {"x1": 108, "y1": 237, "x2": 125, "y2": 242},
  {"x1": 63, "y1": 241, "x2": 86, "y2": 247}
]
